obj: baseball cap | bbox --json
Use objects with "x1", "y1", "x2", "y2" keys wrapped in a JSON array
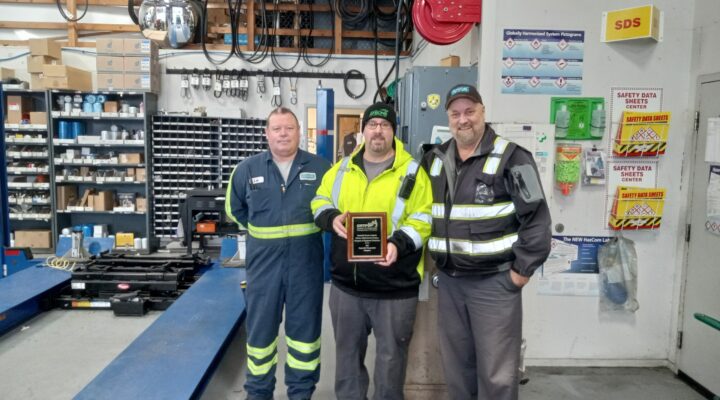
[{"x1": 445, "y1": 84, "x2": 483, "y2": 109}]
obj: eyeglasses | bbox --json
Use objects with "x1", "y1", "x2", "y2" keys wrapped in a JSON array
[{"x1": 366, "y1": 121, "x2": 392, "y2": 130}]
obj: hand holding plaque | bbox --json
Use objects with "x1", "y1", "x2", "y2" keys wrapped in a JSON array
[{"x1": 346, "y1": 212, "x2": 387, "y2": 262}]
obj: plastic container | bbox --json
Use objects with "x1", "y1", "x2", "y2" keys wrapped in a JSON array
[
  {"x1": 590, "y1": 103, "x2": 606, "y2": 139},
  {"x1": 58, "y1": 121, "x2": 70, "y2": 139},
  {"x1": 555, "y1": 104, "x2": 570, "y2": 138},
  {"x1": 71, "y1": 121, "x2": 85, "y2": 138}
]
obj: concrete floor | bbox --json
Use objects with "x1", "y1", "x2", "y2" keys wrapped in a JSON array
[{"x1": 0, "y1": 286, "x2": 707, "y2": 400}]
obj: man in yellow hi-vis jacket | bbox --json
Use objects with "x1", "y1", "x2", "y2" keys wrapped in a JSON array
[
  {"x1": 226, "y1": 107, "x2": 330, "y2": 400},
  {"x1": 311, "y1": 102, "x2": 433, "y2": 400}
]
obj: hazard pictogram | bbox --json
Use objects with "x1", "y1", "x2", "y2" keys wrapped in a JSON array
[
  {"x1": 556, "y1": 58, "x2": 568, "y2": 69},
  {"x1": 529, "y1": 76, "x2": 541, "y2": 87},
  {"x1": 529, "y1": 58, "x2": 541, "y2": 69},
  {"x1": 531, "y1": 39, "x2": 541, "y2": 49},
  {"x1": 503, "y1": 76, "x2": 515, "y2": 87},
  {"x1": 504, "y1": 57, "x2": 515, "y2": 68},
  {"x1": 557, "y1": 39, "x2": 569, "y2": 50},
  {"x1": 505, "y1": 38, "x2": 516, "y2": 49},
  {"x1": 555, "y1": 77, "x2": 567, "y2": 88}
]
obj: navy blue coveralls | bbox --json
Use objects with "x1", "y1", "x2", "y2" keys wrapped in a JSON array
[{"x1": 226, "y1": 149, "x2": 330, "y2": 400}]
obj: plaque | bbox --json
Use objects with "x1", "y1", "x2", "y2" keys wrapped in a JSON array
[{"x1": 347, "y1": 212, "x2": 387, "y2": 262}]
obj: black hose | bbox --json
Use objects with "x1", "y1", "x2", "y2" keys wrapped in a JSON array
[{"x1": 58, "y1": 0, "x2": 89, "y2": 22}]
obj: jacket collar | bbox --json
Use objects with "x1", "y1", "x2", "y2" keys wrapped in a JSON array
[
  {"x1": 262, "y1": 149, "x2": 310, "y2": 184},
  {"x1": 350, "y1": 137, "x2": 411, "y2": 170},
  {"x1": 433, "y1": 124, "x2": 497, "y2": 161}
]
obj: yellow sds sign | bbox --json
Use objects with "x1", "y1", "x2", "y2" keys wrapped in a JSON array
[{"x1": 602, "y1": 5, "x2": 662, "y2": 42}]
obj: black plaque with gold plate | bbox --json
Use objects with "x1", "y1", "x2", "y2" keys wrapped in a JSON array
[{"x1": 346, "y1": 212, "x2": 387, "y2": 262}]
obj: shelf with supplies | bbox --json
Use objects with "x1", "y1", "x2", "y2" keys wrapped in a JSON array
[
  {"x1": 151, "y1": 115, "x2": 266, "y2": 241},
  {"x1": 49, "y1": 90, "x2": 157, "y2": 251},
  {"x1": 2, "y1": 89, "x2": 55, "y2": 250}
]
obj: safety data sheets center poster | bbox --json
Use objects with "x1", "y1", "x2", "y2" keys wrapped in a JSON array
[{"x1": 501, "y1": 29, "x2": 584, "y2": 95}]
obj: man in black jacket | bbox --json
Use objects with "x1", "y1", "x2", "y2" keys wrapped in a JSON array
[{"x1": 422, "y1": 85, "x2": 551, "y2": 400}]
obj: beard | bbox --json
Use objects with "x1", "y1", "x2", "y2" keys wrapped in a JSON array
[
  {"x1": 368, "y1": 135, "x2": 389, "y2": 154},
  {"x1": 453, "y1": 124, "x2": 484, "y2": 148}
]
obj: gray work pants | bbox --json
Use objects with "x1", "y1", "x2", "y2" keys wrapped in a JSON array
[
  {"x1": 437, "y1": 270, "x2": 523, "y2": 400},
  {"x1": 329, "y1": 284, "x2": 418, "y2": 400}
]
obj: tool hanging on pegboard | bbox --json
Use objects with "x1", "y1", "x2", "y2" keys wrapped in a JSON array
[
  {"x1": 271, "y1": 70, "x2": 282, "y2": 107},
  {"x1": 413, "y1": 0, "x2": 481, "y2": 45},
  {"x1": 180, "y1": 72, "x2": 191, "y2": 99}
]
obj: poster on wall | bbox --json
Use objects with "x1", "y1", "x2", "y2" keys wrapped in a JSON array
[
  {"x1": 705, "y1": 118, "x2": 720, "y2": 163},
  {"x1": 492, "y1": 123, "x2": 556, "y2": 195},
  {"x1": 537, "y1": 236, "x2": 611, "y2": 296},
  {"x1": 605, "y1": 160, "x2": 658, "y2": 228},
  {"x1": 706, "y1": 165, "x2": 720, "y2": 236},
  {"x1": 501, "y1": 29, "x2": 584, "y2": 95},
  {"x1": 610, "y1": 88, "x2": 663, "y2": 124}
]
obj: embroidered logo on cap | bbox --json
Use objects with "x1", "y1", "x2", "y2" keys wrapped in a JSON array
[
  {"x1": 450, "y1": 86, "x2": 471, "y2": 96},
  {"x1": 368, "y1": 108, "x2": 389, "y2": 119}
]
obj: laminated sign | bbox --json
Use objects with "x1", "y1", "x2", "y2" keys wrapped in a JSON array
[
  {"x1": 609, "y1": 186, "x2": 666, "y2": 230},
  {"x1": 613, "y1": 111, "x2": 671, "y2": 157}
]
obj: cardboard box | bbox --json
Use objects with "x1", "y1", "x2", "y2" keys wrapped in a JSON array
[
  {"x1": 115, "y1": 232, "x2": 135, "y2": 248},
  {"x1": 42, "y1": 68, "x2": 92, "y2": 91},
  {"x1": 56, "y1": 185, "x2": 78, "y2": 210},
  {"x1": 104, "y1": 101, "x2": 119, "y2": 113},
  {"x1": 1, "y1": 67, "x2": 15, "y2": 80},
  {"x1": 123, "y1": 56, "x2": 159, "y2": 73},
  {"x1": 124, "y1": 73, "x2": 159, "y2": 93},
  {"x1": 97, "y1": 73, "x2": 124, "y2": 91},
  {"x1": 29, "y1": 39, "x2": 62, "y2": 59},
  {"x1": 93, "y1": 224, "x2": 108, "y2": 238},
  {"x1": 119, "y1": 153, "x2": 143, "y2": 164},
  {"x1": 42, "y1": 64, "x2": 84, "y2": 77},
  {"x1": 30, "y1": 73, "x2": 45, "y2": 90},
  {"x1": 27, "y1": 55, "x2": 58, "y2": 73},
  {"x1": 79, "y1": 188, "x2": 95, "y2": 207},
  {"x1": 6, "y1": 95, "x2": 31, "y2": 124},
  {"x1": 123, "y1": 39, "x2": 158, "y2": 57},
  {"x1": 96, "y1": 38, "x2": 125, "y2": 54},
  {"x1": 135, "y1": 167, "x2": 146, "y2": 181},
  {"x1": 96, "y1": 55, "x2": 125, "y2": 72},
  {"x1": 136, "y1": 197, "x2": 147, "y2": 212},
  {"x1": 29, "y1": 111, "x2": 47, "y2": 125},
  {"x1": 93, "y1": 190, "x2": 115, "y2": 211},
  {"x1": 440, "y1": 55, "x2": 460, "y2": 67},
  {"x1": 14, "y1": 230, "x2": 52, "y2": 249}
]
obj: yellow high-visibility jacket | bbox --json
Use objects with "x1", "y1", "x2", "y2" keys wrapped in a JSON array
[{"x1": 311, "y1": 138, "x2": 433, "y2": 299}]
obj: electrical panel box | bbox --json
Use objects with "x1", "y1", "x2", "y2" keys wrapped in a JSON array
[{"x1": 397, "y1": 66, "x2": 478, "y2": 158}]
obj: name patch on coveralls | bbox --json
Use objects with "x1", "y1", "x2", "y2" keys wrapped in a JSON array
[
  {"x1": 251, "y1": 176, "x2": 265, "y2": 184},
  {"x1": 299, "y1": 172, "x2": 317, "y2": 181}
]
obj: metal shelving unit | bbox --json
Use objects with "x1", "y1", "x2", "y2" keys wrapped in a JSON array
[
  {"x1": 151, "y1": 115, "x2": 266, "y2": 241},
  {"x1": 48, "y1": 90, "x2": 157, "y2": 250},
  {"x1": 2, "y1": 89, "x2": 54, "y2": 251}
]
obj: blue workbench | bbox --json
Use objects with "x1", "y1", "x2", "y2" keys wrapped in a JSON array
[
  {"x1": 0, "y1": 265, "x2": 71, "y2": 336},
  {"x1": 75, "y1": 266, "x2": 246, "y2": 400}
]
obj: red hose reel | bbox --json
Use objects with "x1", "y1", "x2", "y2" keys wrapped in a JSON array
[{"x1": 413, "y1": 0, "x2": 482, "y2": 45}]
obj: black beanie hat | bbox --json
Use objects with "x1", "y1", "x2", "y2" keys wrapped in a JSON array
[{"x1": 362, "y1": 103, "x2": 397, "y2": 133}]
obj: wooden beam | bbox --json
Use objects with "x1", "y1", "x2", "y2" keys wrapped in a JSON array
[
  {"x1": 77, "y1": 23, "x2": 139, "y2": 32},
  {"x1": 67, "y1": 0, "x2": 77, "y2": 46},
  {"x1": 0, "y1": 21, "x2": 138, "y2": 32},
  {"x1": 0, "y1": 0, "x2": 142, "y2": 4},
  {"x1": 246, "y1": 0, "x2": 255, "y2": 51},
  {"x1": 334, "y1": 12, "x2": 342, "y2": 55}
]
